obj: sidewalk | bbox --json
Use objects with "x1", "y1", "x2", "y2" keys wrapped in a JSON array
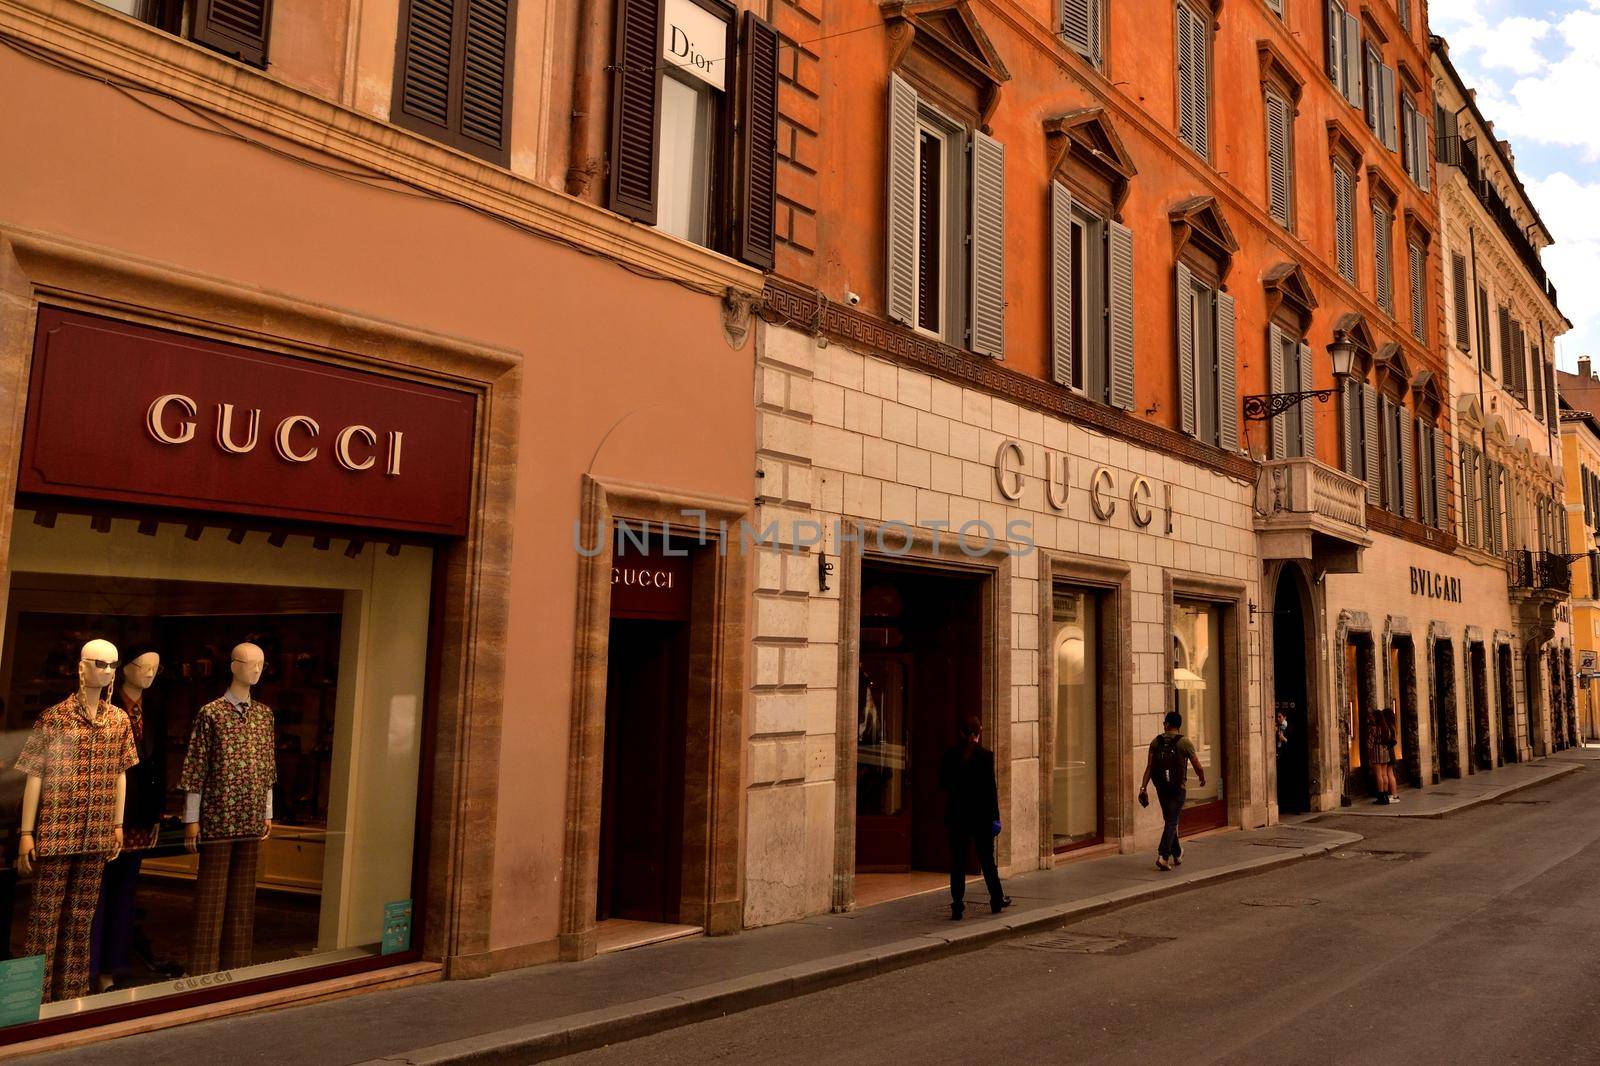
[
  {"x1": 1322, "y1": 751, "x2": 1588, "y2": 819},
  {"x1": 33, "y1": 823, "x2": 1359, "y2": 1066}
]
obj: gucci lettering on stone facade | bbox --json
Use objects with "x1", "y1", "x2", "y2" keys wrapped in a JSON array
[
  {"x1": 994, "y1": 439, "x2": 1173, "y2": 533},
  {"x1": 145, "y1": 394, "x2": 405, "y2": 475}
]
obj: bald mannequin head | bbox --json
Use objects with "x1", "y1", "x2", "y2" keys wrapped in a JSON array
[
  {"x1": 79, "y1": 638, "x2": 118, "y2": 693},
  {"x1": 230, "y1": 643, "x2": 265, "y2": 688}
]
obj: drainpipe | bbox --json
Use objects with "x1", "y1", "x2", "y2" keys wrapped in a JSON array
[{"x1": 565, "y1": 0, "x2": 606, "y2": 196}]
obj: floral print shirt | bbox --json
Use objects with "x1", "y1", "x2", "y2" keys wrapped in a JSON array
[
  {"x1": 178, "y1": 695, "x2": 276, "y2": 841},
  {"x1": 14, "y1": 695, "x2": 137, "y2": 857}
]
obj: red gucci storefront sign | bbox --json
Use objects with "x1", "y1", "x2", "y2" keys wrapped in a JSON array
[{"x1": 19, "y1": 308, "x2": 476, "y2": 536}]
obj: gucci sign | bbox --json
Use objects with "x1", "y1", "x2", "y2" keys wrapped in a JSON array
[
  {"x1": 993, "y1": 439, "x2": 1174, "y2": 533},
  {"x1": 146, "y1": 394, "x2": 404, "y2": 476}
]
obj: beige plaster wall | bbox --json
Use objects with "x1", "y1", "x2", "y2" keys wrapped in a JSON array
[{"x1": 0, "y1": 41, "x2": 755, "y2": 961}]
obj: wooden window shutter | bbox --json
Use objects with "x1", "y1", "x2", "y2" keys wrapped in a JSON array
[
  {"x1": 1268, "y1": 324, "x2": 1287, "y2": 460},
  {"x1": 1061, "y1": 0, "x2": 1096, "y2": 64},
  {"x1": 1176, "y1": 262, "x2": 1197, "y2": 437},
  {"x1": 1452, "y1": 254, "x2": 1470, "y2": 349},
  {"x1": 191, "y1": 0, "x2": 274, "y2": 67},
  {"x1": 1298, "y1": 341, "x2": 1315, "y2": 458},
  {"x1": 969, "y1": 129, "x2": 1007, "y2": 358},
  {"x1": 1584, "y1": 466, "x2": 1592, "y2": 527},
  {"x1": 396, "y1": 0, "x2": 516, "y2": 165},
  {"x1": 1380, "y1": 65, "x2": 1398, "y2": 151},
  {"x1": 1400, "y1": 95, "x2": 1416, "y2": 178},
  {"x1": 1217, "y1": 290, "x2": 1238, "y2": 452},
  {"x1": 1433, "y1": 426, "x2": 1449, "y2": 531},
  {"x1": 1463, "y1": 445, "x2": 1478, "y2": 546},
  {"x1": 1050, "y1": 182, "x2": 1074, "y2": 387},
  {"x1": 1497, "y1": 305, "x2": 1512, "y2": 385},
  {"x1": 1408, "y1": 243, "x2": 1426, "y2": 341},
  {"x1": 1400, "y1": 407, "x2": 1415, "y2": 519},
  {"x1": 1398, "y1": 0, "x2": 1410, "y2": 31},
  {"x1": 1176, "y1": 5, "x2": 1195, "y2": 147},
  {"x1": 885, "y1": 74, "x2": 919, "y2": 327},
  {"x1": 1176, "y1": 2, "x2": 1207, "y2": 155},
  {"x1": 1342, "y1": 376, "x2": 1359, "y2": 477},
  {"x1": 1108, "y1": 220, "x2": 1136, "y2": 411},
  {"x1": 1415, "y1": 107, "x2": 1431, "y2": 190},
  {"x1": 1363, "y1": 382, "x2": 1380, "y2": 504},
  {"x1": 608, "y1": 0, "x2": 663, "y2": 221},
  {"x1": 1334, "y1": 166, "x2": 1355, "y2": 283},
  {"x1": 1266, "y1": 92, "x2": 1293, "y2": 227},
  {"x1": 1342, "y1": 13, "x2": 1363, "y2": 109},
  {"x1": 735, "y1": 12, "x2": 780, "y2": 270},
  {"x1": 1478, "y1": 287, "x2": 1492, "y2": 373},
  {"x1": 1373, "y1": 204, "x2": 1392, "y2": 314},
  {"x1": 1088, "y1": 0, "x2": 1104, "y2": 67},
  {"x1": 1325, "y1": 0, "x2": 1341, "y2": 84}
]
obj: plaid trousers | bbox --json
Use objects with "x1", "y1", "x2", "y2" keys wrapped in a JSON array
[
  {"x1": 190, "y1": 839, "x2": 261, "y2": 976},
  {"x1": 26, "y1": 854, "x2": 106, "y2": 1003}
]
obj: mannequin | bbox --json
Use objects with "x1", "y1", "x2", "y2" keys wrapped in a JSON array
[
  {"x1": 91, "y1": 650, "x2": 166, "y2": 992},
  {"x1": 178, "y1": 643, "x2": 276, "y2": 976},
  {"x1": 15, "y1": 639, "x2": 137, "y2": 1002}
]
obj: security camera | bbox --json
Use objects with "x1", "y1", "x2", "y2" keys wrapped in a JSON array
[{"x1": 845, "y1": 291, "x2": 862, "y2": 306}]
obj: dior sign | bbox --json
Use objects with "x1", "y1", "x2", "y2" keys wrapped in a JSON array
[{"x1": 146, "y1": 394, "x2": 405, "y2": 475}]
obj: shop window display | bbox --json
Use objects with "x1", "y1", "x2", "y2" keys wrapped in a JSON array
[{"x1": 0, "y1": 509, "x2": 431, "y2": 1023}]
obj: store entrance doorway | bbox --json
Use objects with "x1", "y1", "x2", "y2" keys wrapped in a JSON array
[
  {"x1": 1497, "y1": 643, "x2": 1518, "y2": 765},
  {"x1": 855, "y1": 564, "x2": 983, "y2": 876},
  {"x1": 1272, "y1": 571, "x2": 1310, "y2": 815},
  {"x1": 1468, "y1": 642, "x2": 1492, "y2": 772},
  {"x1": 1392, "y1": 637, "x2": 1420, "y2": 789},
  {"x1": 1433, "y1": 639, "x2": 1458, "y2": 780}
]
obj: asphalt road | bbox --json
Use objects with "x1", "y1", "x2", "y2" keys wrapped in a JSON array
[{"x1": 569, "y1": 766, "x2": 1600, "y2": 1066}]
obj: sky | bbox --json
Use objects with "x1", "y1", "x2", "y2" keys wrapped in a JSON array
[{"x1": 1429, "y1": 0, "x2": 1600, "y2": 369}]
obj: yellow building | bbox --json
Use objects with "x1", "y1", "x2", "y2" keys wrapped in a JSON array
[{"x1": 1560, "y1": 398, "x2": 1600, "y2": 740}]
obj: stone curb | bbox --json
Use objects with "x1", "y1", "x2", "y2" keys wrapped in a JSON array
[
  {"x1": 361, "y1": 829, "x2": 1361, "y2": 1066},
  {"x1": 1324, "y1": 760, "x2": 1581, "y2": 820}
]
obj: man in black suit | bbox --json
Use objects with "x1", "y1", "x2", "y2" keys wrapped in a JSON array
[{"x1": 940, "y1": 715, "x2": 1011, "y2": 920}]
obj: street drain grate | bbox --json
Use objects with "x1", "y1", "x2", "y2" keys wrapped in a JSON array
[
  {"x1": 1498, "y1": 799, "x2": 1550, "y2": 805},
  {"x1": 1246, "y1": 836, "x2": 1316, "y2": 849},
  {"x1": 1011, "y1": 932, "x2": 1170, "y2": 955},
  {"x1": 1240, "y1": 896, "x2": 1320, "y2": 907}
]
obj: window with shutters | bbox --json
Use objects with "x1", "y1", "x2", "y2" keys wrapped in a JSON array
[
  {"x1": 1407, "y1": 241, "x2": 1426, "y2": 342},
  {"x1": 1175, "y1": 0, "x2": 1210, "y2": 158},
  {"x1": 886, "y1": 74, "x2": 1007, "y2": 355},
  {"x1": 1476, "y1": 285, "x2": 1493, "y2": 375},
  {"x1": 97, "y1": 0, "x2": 274, "y2": 67},
  {"x1": 1372, "y1": 200, "x2": 1394, "y2": 316},
  {"x1": 1060, "y1": 0, "x2": 1104, "y2": 69},
  {"x1": 1451, "y1": 253, "x2": 1470, "y2": 350},
  {"x1": 1263, "y1": 262, "x2": 1316, "y2": 461},
  {"x1": 1373, "y1": 352, "x2": 1411, "y2": 518},
  {"x1": 1172, "y1": 199, "x2": 1239, "y2": 451},
  {"x1": 395, "y1": 0, "x2": 517, "y2": 166},
  {"x1": 605, "y1": 0, "x2": 780, "y2": 267},
  {"x1": 1325, "y1": 0, "x2": 1362, "y2": 108},
  {"x1": 1333, "y1": 162, "x2": 1357, "y2": 284},
  {"x1": 1336, "y1": 319, "x2": 1376, "y2": 488},
  {"x1": 1397, "y1": 0, "x2": 1410, "y2": 32},
  {"x1": 1264, "y1": 90, "x2": 1295, "y2": 230}
]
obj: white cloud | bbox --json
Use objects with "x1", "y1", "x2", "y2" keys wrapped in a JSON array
[
  {"x1": 1524, "y1": 173, "x2": 1600, "y2": 368},
  {"x1": 1445, "y1": 14, "x2": 1553, "y2": 76}
]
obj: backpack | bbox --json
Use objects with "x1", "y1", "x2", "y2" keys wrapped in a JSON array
[{"x1": 1153, "y1": 733, "x2": 1187, "y2": 790}]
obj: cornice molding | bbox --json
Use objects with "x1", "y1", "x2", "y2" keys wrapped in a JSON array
[
  {"x1": 0, "y1": 0, "x2": 762, "y2": 300},
  {"x1": 759, "y1": 278, "x2": 1258, "y2": 482}
]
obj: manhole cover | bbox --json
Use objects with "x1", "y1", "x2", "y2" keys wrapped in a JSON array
[
  {"x1": 1240, "y1": 896, "x2": 1320, "y2": 907},
  {"x1": 1011, "y1": 932, "x2": 1170, "y2": 956}
]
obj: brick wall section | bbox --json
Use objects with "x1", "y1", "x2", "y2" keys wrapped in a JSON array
[{"x1": 767, "y1": 0, "x2": 820, "y2": 274}]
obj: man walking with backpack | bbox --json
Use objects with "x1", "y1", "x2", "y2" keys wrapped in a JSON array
[{"x1": 1139, "y1": 711, "x2": 1207, "y2": 871}]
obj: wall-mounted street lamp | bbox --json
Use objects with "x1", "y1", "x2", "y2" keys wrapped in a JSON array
[{"x1": 1242, "y1": 336, "x2": 1356, "y2": 423}]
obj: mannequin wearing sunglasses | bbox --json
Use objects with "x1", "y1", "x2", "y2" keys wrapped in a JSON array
[
  {"x1": 178, "y1": 642, "x2": 277, "y2": 976},
  {"x1": 90, "y1": 650, "x2": 169, "y2": 992},
  {"x1": 13, "y1": 639, "x2": 137, "y2": 1001}
]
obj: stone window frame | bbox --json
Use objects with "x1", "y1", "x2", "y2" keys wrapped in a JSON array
[
  {"x1": 1035, "y1": 552, "x2": 1135, "y2": 864},
  {"x1": 830, "y1": 518, "x2": 1013, "y2": 912}
]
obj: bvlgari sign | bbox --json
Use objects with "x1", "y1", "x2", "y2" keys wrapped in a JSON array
[{"x1": 20, "y1": 309, "x2": 476, "y2": 536}]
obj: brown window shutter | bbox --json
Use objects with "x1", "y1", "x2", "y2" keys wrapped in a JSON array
[
  {"x1": 191, "y1": 0, "x2": 274, "y2": 68},
  {"x1": 735, "y1": 12, "x2": 780, "y2": 270},
  {"x1": 609, "y1": 0, "x2": 664, "y2": 223},
  {"x1": 394, "y1": 0, "x2": 517, "y2": 165}
]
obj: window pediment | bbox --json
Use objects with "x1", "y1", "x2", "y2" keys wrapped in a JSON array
[
  {"x1": 1366, "y1": 165, "x2": 1399, "y2": 209},
  {"x1": 1170, "y1": 195, "x2": 1239, "y2": 280},
  {"x1": 1456, "y1": 392, "x2": 1485, "y2": 431},
  {"x1": 1410, "y1": 369, "x2": 1443, "y2": 419},
  {"x1": 885, "y1": 0, "x2": 1010, "y2": 127},
  {"x1": 1262, "y1": 262, "x2": 1317, "y2": 331},
  {"x1": 1403, "y1": 206, "x2": 1434, "y2": 246},
  {"x1": 1044, "y1": 107, "x2": 1137, "y2": 217},
  {"x1": 1256, "y1": 38, "x2": 1304, "y2": 102},
  {"x1": 1326, "y1": 118, "x2": 1364, "y2": 170},
  {"x1": 1374, "y1": 340, "x2": 1409, "y2": 396},
  {"x1": 1334, "y1": 311, "x2": 1376, "y2": 365}
]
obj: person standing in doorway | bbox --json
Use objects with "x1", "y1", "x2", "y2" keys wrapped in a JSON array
[
  {"x1": 1139, "y1": 711, "x2": 1206, "y2": 871},
  {"x1": 940, "y1": 716, "x2": 1011, "y2": 921},
  {"x1": 1369, "y1": 706, "x2": 1400, "y2": 805}
]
